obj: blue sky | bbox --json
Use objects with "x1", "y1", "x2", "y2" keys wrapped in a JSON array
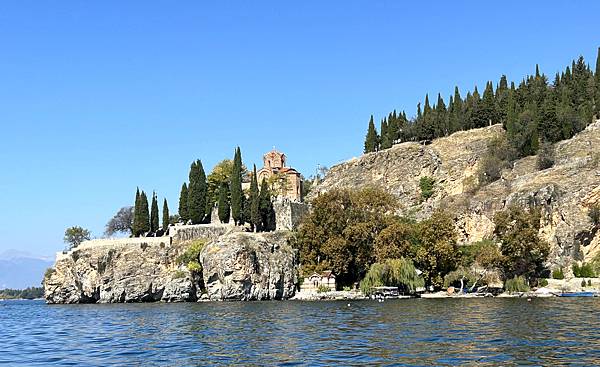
[{"x1": 1, "y1": 1, "x2": 599, "y2": 256}]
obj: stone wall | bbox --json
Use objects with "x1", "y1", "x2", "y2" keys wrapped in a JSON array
[
  {"x1": 210, "y1": 199, "x2": 309, "y2": 231},
  {"x1": 273, "y1": 199, "x2": 309, "y2": 231},
  {"x1": 169, "y1": 223, "x2": 230, "y2": 243}
]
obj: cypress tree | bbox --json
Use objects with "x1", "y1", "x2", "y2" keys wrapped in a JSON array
[
  {"x1": 380, "y1": 118, "x2": 391, "y2": 149},
  {"x1": 450, "y1": 86, "x2": 463, "y2": 132},
  {"x1": 188, "y1": 160, "x2": 207, "y2": 224},
  {"x1": 178, "y1": 183, "x2": 188, "y2": 223},
  {"x1": 434, "y1": 93, "x2": 447, "y2": 138},
  {"x1": 420, "y1": 94, "x2": 434, "y2": 140},
  {"x1": 479, "y1": 81, "x2": 496, "y2": 127},
  {"x1": 259, "y1": 178, "x2": 275, "y2": 231},
  {"x1": 495, "y1": 75, "x2": 509, "y2": 125},
  {"x1": 138, "y1": 191, "x2": 150, "y2": 235},
  {"x1": 150, "y1": 191, "x2": 159, "y2": 233},
  {"x1": 249, "y1": 165, "x2": 260, "y2": 232},
  {"x1": 388, "y1": 110, "x2": 399, "y2": 144},
  {"x1": 217, "y1": 183, "x2": 230, "y2": 224},
  {"x1": 230, "y1": 147, "x2": 243, "y2": 225},
  {"x1": 364, "y1": 115, "x2": 379, "y2": 153},
  {"x1": 133, "y1": 188, "x2": 141, "y2": 237},
  {"x1": 162, "y1": 199, "x2": 169, "y2": 232}
]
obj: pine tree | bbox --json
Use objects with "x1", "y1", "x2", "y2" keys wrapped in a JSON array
[
  {"x1": 162, "y1": 199, "x2": 169, "y2": 232},
  {"x1": 259, "y1": 178, "x2": 275, "y2": 231},
  {"x1": 150, "y1": 191, "x2": 159, "y2": 233},
  {"x1": 178, "y1": 183, "x2": 188, "y2": 223},
  {"x1": 138, "y1": 191, "x2": 150, "y2": 235},
  {"x1": 249, "y1": 165, "x2": 260, "y2": 232},
  {"x1": 364, "y1": 115, "x2": 379, "y2": 153},
  {"x1": 133, "y1": 188, "x2": 141, "y2": 237},
  {"x1": 187, "y1": 160, "x2": 207, "y2": 224},
  {"x1": 217, "y1": 183, "x2": 230, "y2": 224},
  {"x1": 230, "y1": 147, "x2": 243, "y2": 225}
]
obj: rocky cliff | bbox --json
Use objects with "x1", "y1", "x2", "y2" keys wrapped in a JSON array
[
  {"x1": 200, "y1": 231, "x2": 297, "y2": 301},
  {"x1": 310, "y1": 121, "x2": 600, "y2": 268},
  {"x1": 44, "y1": 225, "x2": 297, "y2": 303}
]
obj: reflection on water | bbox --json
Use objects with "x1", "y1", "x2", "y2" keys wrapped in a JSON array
[{"x1": 1, "y1": 298, "x2": 599, "y2": 366}]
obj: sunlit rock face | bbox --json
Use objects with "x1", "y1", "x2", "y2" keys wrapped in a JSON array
[
  {"x1": 200, "y1": 231, "x2": 297, "y2": 301},
  {"x1": 310, "y1": 121, "x2": 600, "y2": 266}
]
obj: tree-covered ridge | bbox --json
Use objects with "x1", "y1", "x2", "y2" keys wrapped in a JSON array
[
  {"x1": 364, "y1": 48, "x2": 600, "y2": 159},
  {"x1": 0, "y1": 287, "x2": 44, "y2": 299}
]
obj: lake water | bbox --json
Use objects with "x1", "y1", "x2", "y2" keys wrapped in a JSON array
[{"x1": 1, "y1": 298, "x2": 599, "y2": 366}]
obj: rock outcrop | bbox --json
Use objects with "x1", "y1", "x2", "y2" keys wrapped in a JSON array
[
  {"x1": 200, "y1": 231, "x2": 297, "y2": 301},
  {"x1": 44, "y1": 237, "x2": 199, "y2": 304},
  {"x1": 310, "y1": 121, "x2": 600, "y2": 267},
  {"x1": 44, "y1": 225, "x2": 298, "y2": 303}
]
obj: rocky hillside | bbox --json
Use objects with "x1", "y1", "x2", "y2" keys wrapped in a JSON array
[
  {"x1": 310, "y1": 121, "x2": 600, "y2": 268},
  {"x1": 44, "y1": 225, "x2": 297, "y2": 303}
]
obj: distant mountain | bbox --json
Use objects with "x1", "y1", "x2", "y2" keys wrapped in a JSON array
[{"x1": 0, "y1": 250, "x2": 54, "y2": 289}]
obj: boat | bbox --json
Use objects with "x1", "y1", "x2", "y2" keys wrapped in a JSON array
[{"x1": 558, "y1": 291, "x2": 597, "y2": 297}]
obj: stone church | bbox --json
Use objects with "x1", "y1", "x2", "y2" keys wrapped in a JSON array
[{"x1": 257, "y1": 149, "x2": 303, "y2": 201}]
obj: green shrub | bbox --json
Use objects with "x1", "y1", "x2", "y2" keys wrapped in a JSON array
[
  {"x1": 536, "y1": 141, "x2": 555, "y2": 170},
  {"x1": 504, "y1": 276, "x2": 530, "y2": 293},
  {"x1": 172, "y1": 270, "x2": 186, "y2": 279},
  {"x1": 178, "y1": 240, "x2": 206, "y2": 274},
  {"x1": 187, "y1": 261, "x2": 202, "y2": 273},
  {"x1": 44, "y1": 268, "x2": 55, "y2": 280},
  {"x1": 588, "y1": 280, "x2": 592, "y2": 287},
  {"x1": 342, "y1": 286, "x2": 352, "y2": 292},
  {"x1": 552, "y1": 268, "x2": 565, "y2": 280},
  {"x1": 317, "y1": 285, "x2": 331, "y2": 293},
  {"x1": 581, "y1": 279, "x2": 587, "y2": 288},
  {"x1": 572, "y1": 263, "x2": 596, "y2": 278},
  {"x1": 419, "y1": 176, "x2": 435, "y2": 200},
  {"x1": 538, "y1": 278, "x2": 548, "y2": 287}
]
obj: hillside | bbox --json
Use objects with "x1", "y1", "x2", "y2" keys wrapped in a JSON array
[{"x1": 310, "y1": 120, "x2": 600, "y2": 268}]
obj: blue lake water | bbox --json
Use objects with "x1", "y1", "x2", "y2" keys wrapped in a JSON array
[{"x1": 1, "y1": 298, "x2": 599, "y2": 366}]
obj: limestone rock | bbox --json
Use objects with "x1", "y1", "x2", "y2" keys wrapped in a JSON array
[
  {"x1": 200, "y1": 231, "x2": 297, "y2": 301},
  {"x1": 310, "y1": 121, "x2": 600, "y2": 266},
  {"x1": 43, "y1": 238, "x2": 201, "y2": 304}
]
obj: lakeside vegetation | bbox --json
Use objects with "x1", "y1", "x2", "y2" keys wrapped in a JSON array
[{"x1": 292, "y1": 187, "x2": 552, "y2": 293}]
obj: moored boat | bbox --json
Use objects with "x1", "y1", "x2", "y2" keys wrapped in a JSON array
[{"x1": 558, "y1": 291, "x2": 597, "y2": 297}]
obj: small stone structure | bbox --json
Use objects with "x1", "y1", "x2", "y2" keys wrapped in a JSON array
[
  {"x1": 273, "y1": 198, "x2": 309, "y2": 231},
  {"x1": 300, "y1": 271, "x2": 336, "y2": 292}
]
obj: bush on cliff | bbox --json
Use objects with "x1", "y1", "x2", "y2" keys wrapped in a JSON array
[
  {"x1": 419, "y1": 176, "x2": 435, "y2": 200},
  {"x1": 178, "y1": 240, "x2": 206, "y2": 274},
  {"x1": 494, "y1": 206, "x2": 550, "y2": 282}
]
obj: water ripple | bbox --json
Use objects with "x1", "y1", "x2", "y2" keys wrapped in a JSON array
[{"x1": 1, "y1": 298, "x2": 599, "y2": 366}]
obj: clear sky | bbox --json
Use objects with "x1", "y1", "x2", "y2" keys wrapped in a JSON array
[{"x1": 1, "y1": 1, "x2": 599, "y2": 256}]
